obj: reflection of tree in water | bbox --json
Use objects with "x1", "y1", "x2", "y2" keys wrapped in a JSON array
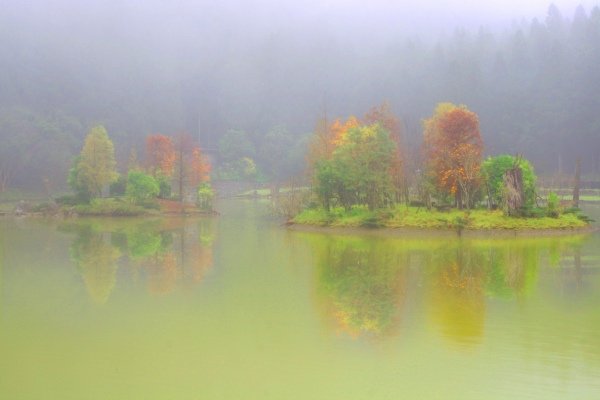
[
  {"x1": 70, "y1": 226, "x2": 121, "y2": 305},
  {"x1": 189, "y1": 219, "x2": 215, "y2": 283},
  {"x1": 126, "y1": 218, "x2": 216, "y2": 295},
  {"x1": 146, "y1": 252, "x2": 179, "y2": 295},
  {"x1": 315, "y1": 236, "x2": 407, "y2": 338},
  {"x1": 545, "y1": 238, "x2": 591, "y2": 296},
  {"x1": 65, "y1": 217, "x2": 216, "y2": 301},
  {"x1": 426, "y1": 238, "x2": 587, "y2": 345},
  {"x1": 427, "y1": 246, "x2": 487, "y2": 345},
  {"x1": 485, "y1": 244, "x2": 540, "y2": 300}
]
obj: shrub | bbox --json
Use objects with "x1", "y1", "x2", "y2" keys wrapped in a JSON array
[
  {"x1": 482, "y1": 155, "x2": 537, "y2": 209},
  {"x1": 55, "y1": 194, "x2": 83, "y2": 206},
  {"x1": 110, "y1": 175, "x2": 127, "y2": 196},
  {"x1": 197, "y1": 183, "x2": 214, "y2": 211},
  {"x1": 74, "y1": 198, "x2": 147, "y2": 216},
  {"x1": 126, "y1": 171, "x2": 159, "y2": 203},
  {"x1": 546, "y1": 192, "x2": 561, "y2": 218}
]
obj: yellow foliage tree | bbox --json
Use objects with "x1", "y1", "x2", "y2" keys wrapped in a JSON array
[{"x1": 77, "y1": 125, "x2": 118, "y2": 197}]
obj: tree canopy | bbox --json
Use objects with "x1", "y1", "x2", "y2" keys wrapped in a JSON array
[
  {"x1": 72, "y1": 125, "x2": 118, "y2": 198},
  {"x1": 423, "y1": 103, "x2": 483, "y2": 209}
]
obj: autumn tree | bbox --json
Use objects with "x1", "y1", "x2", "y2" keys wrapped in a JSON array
[
  {"x1": 173, "y1": 133, "x2": 211, "y2": 202},
  {"x1": 364, "y1": 103, "x2": 406, "y2": 203},
  {"x1": 315, "y1": 123, "x2": 396, "y2": 211},
  {"x1": 307, "y1": 115, "x2": 361, "y2": 179},
  {"x1": 71, "y1": 125, "x2": 118, "y2": 199},
  {"x1": 423, "y1": 103, "x2": 483, "y2": 209},
  {"x1": 146, "y1": 134, "x2": 176, "y2": 177}
]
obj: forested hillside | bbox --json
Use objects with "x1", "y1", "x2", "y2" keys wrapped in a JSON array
[{"x1": 1, "y1": 2, "x2": 599, "y2": 191}]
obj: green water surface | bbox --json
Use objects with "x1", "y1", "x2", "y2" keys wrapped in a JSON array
[{"x1": 0, "y1": 200, "x2": 599, "y2": 399}]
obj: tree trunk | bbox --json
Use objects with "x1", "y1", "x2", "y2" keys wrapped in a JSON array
[
  {"x1": 503, "y1": 167, "x2": 524, "y2": 216},
  {"x1": 0, "y1": 170, "x2": 9, "y2": 193},
  {"x1": 456, "y1": 187, "x2": 463, "y2": 210},
  {"x1": 572, "y1": 158, "x2": 581, "y2": 208},
  {"x1": 486, "y1": 181, "x2": 493, "y2": 210}
]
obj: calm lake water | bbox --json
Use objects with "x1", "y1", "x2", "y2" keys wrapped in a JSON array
[{"x1": 1, "y1": 201, "x2": 599, "y2": 399}]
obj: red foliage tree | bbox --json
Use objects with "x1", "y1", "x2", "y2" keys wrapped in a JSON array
[
  {"x1": 173, "y1": 133, "x2": 211, "y2": 202},
  {"x1": 146, "y1": 134, "x2": 176, "y2": 177},
  {"x1": 423, "y1": 103, "x2": 483, "y2": 209}
]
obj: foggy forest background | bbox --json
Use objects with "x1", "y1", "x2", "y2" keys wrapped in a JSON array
[{"x1": 1, "y1": 1, "x2": 599, "y2": 191}]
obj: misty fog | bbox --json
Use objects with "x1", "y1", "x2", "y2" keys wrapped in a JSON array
[{"x1": 1, "y1": 0, "x2": 599, "y2": 190}]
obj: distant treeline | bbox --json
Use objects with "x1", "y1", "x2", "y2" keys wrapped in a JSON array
[{"x1": 0, "y1": 3, "x2": 599, "y2": 190}]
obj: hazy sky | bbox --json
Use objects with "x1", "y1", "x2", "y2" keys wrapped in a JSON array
[
  {"x1": 263, "y1": 0, "x2": 600, "y2": 36},
  {"x1": 6, "y1": 0, "x2": 599, "y2": 37}
]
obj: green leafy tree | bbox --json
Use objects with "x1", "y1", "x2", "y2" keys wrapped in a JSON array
[
  {"x1": 126, "y1": 171, "x2": 159, "y2": 203},
  {"x1": 68, "y1": 156, "x2": 91, "y2": 202},
  {"x1": 156, "y1": 175, "x2": 172, "y2": 198},
  {"x1": 316, "y1": 123, "x2": 395, "y2": 211},
  {"x1": 197, "y1": 183, "x2": 214, "y2": 211},
  {"x1": 314, "y1": 160, "x2": 338, "y2": 211},
  {"x1": 482, "y1": 155, "x2": 537, "y2": 208},
  {"x1": 75, "y1": 125, "x2": 118, "y2": 198},
  {"x1": 109, "y1": 175, "x2": 127, "y2": 196}
]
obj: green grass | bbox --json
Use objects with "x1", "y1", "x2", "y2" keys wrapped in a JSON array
[
  {"x1": 580, "y1": 195, "x2": 600, "y2": 202},
  {"x1": 73, "y1": 198, "x2": 149, "y2": 217},
  {"x1": 0, "y1": 189, "x2": 47, "y2": 212},
  {"x1": 293, "y1": 205, "x2": 589, "y2": 230}
]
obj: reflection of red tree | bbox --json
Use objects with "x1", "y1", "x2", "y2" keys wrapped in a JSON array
[
  {"x1": 430, "y1": 262, "x2": 485, "y2": 344},
  {"x1": 188, "y1": 245, "x2": 213, "y2": 284},
  {"x1": 147, "y1": 252, "x2": 179, "y2": 295}
]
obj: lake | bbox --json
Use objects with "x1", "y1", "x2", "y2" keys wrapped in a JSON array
[{"x1": 1, "y1": 200, "x2": 599, "y2": 399}]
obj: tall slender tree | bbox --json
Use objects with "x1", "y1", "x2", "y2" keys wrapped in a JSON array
[{"x1": 74, "y1": 125, "x2": 118, "y2": 198}]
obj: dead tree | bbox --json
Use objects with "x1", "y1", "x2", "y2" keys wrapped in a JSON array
[
  {"x1": 503, "y1": 156, "x2": 525, "y2": 216},
  {"x1": 572, "y1": 158, "x2": 581, "y2": 208}
]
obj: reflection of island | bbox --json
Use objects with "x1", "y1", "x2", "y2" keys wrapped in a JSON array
[
  {"x1": 424, "y1": 240, "x2": 578, "y2": 345},
  {"x1": 301, "y1": 231, "x2": 589, "y2": 345},
  {"x1": 64, "y1": 217, "x2": 217, "y2": 303},
  {"x1": 314, "y1": 236, "x2": 407, "y2": 338}
]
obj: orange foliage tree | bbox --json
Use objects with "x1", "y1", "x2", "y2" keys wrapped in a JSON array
[
  {"x1": 307, "y1": 114, "x2": 361, "y2": 176},
  {"x1": 173, "y1": 133, "x2": 211, "y2": 202},
  {"x1": 423, "y1": 103, "x2": 483, "y2": 209},
  {"x1": 146, "y1": 134, "x2": 176, "y2": 177},
  {"x1": 307, "y1": 106, "x2": 407, "y2": 210}
]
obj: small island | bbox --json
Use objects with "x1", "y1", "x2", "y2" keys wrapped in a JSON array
[
  {"x1": 15, "y1": 126, "x2": 215, "y2": 217},
  {"x1": 290, "y1": 103, "x2": 593, "y2": 235}
]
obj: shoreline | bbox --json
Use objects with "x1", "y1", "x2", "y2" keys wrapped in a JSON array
[{"x1": 286, "y1": 222, "x2": 598, "y2": 238}]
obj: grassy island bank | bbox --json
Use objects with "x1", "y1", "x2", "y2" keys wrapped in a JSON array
[
  {"x1": 293, "y1": 205, "x2": 590, "y2": 231},
  {"x1": 289, "y1": 103, "x2": 595, "y2": 236}
]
